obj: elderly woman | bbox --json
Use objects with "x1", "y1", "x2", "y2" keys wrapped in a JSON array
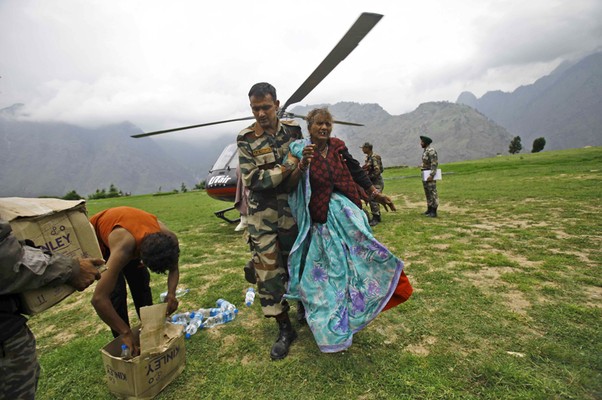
[{"x1": 285, "y1": 108, "x2": 413, "y2": 353}]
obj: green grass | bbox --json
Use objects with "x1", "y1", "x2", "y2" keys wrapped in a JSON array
[{"x1": 30, "y1": 147, "x2": 602, "y2": 399}]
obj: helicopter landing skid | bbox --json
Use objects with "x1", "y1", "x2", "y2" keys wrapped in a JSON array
[{"x1": 214, "y1": 206, "x2": 240, "y2": 224}]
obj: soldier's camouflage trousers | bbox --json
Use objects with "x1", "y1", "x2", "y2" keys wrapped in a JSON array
[
  {"x1": 422, "y1": 180, "x2": 439, "y2": 208},
  {"x1": 0, "y1": 324, "x2": 40, "y2": 400},
  {"x1": 368, "y1": 181, "x2": 384, "y2": 216},
  {"x1": 247, "y1": 192, "x2": 298, "y2": 317}
]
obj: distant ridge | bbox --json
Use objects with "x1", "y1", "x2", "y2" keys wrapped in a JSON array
[
  {"x1": 0, "y1": 118, "x2": 197, "y2": 197},
  {"x1": 292, "y1": 101, "x2": 513, "y2": 167},
  {"x1": 457, "y1": 51, "x2": 602, "y2": 150}
]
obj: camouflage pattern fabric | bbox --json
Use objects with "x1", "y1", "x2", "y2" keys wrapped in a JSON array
[
  {"x1": 421, "y1": 145, "x2": 439, "y2": 208},
  {"x1": 237, "y1": 120, "x2": 302, "y2": 317},
  {"x1": 364, "y1": 153, "x2": 384, "y2": 216},
  {"x1": 422, "y1": 180, "x2": 439, "y2": 208},
  {"x1": 0, "y1": 325, "x2": 39, "y2": 400}
]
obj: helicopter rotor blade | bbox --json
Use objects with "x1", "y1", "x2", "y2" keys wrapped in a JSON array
[
  {"x1": 283, "y1": 112, "x2": 363, "y2": 127},
  {"x1": 133, "y1": 12, "x2": 380, "y2": 139},
  {"x1": 280, "y1": 12, "x2": 383, "y2": 115},
  {"x1": 131, "y1": 116, "x2": 255, "y2": 138}
]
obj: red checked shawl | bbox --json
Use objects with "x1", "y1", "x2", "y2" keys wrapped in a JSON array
[{"x1": 308, "y1": 137, "x2": 362, "y2": 223}]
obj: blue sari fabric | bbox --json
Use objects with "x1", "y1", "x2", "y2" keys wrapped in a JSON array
[{"x1": 286, "y1": 139, "x2": 404, "y2": 352}]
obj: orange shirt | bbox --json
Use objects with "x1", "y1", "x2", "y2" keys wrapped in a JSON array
[{"x1": 89, "y1": 206, "x2": 160, "y2": 258}]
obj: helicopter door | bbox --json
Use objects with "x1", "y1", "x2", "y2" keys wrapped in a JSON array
[{"x1": 210, "y1": 143, "x2": 239, "y2": 171}]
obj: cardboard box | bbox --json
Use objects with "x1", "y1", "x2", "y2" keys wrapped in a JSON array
[
  {"x1": 0, "y1": 197, "x2": 104, "y2": 315},
  {"x1": 101, "y1": 304, "x2": 186, "y2": 399}
]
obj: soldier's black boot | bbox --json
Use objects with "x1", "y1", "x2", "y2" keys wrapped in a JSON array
[
  {"x1": 270, "y1": 313, "x2": 297, "y2": 360},
  {"x1": 296, "y1": 301, "x2": 306, "y2": 325},
  {"x1": 369, "y1": 213, "x2": 381, "y2": 226},
  {"x1": 427, "y1": 207, "x2": 438, "y2": 218},
  {"x1": 423, "y1": 206, "x2": 432, "y2": 215},
  {"x1": 243, "y1": 260, "x2": 257, "y2": 284}
]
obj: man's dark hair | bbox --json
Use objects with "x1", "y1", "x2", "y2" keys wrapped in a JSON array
[
  {"x1": 140, "y1": 232, "x2": 179, "y2": 274},
  {"x1": 248, "y1": 82, "x2": 277, "y2": 100}
]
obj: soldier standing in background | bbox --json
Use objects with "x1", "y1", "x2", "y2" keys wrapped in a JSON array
[
  {"x1": 237, "y1": 82, "x2": 303, "y2": 360},
  {"x1": 420, "y1": 135, "x2": 439, "y2": 217},
  {"x1": 361, "y1": 142, "x2": 385, "y2": 226}
]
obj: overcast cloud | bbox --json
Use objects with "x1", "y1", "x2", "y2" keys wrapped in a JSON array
[{"x1": 1, "y1": 0, "x2": 601, "y2": 139}]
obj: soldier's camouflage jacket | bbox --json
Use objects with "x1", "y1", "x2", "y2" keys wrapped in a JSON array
[
  {"x1": 236, "y1": 119, "x2": 302, "y2": 214},
  {"x1": 421, "y1": 145, "x2": 439, "y2": 179},
  {"x1": 364, "y1": 152, "x2": 384, "y2": 185},
  {"x1": 1, "y1": 219, "x2": 78, "y2": 341}
]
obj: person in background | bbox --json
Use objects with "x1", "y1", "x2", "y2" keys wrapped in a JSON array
[
  {"x1": 235, "y1": 165, "x2": 261, "y2": 284},
  {"x1": 89, "y1": 206, "x2": 180, "y2": 356},
  {"x1": 234, "y1": 165, "x2": 249, "y2": 232},
  {"x1": 285, "y1": 108, "x2": 413, "y2": 353},
  {"x1": 0, "y1": 219, "x2": 103, "y2": 399},
  {"x1": 361, "y1": 142, "x2": 385, "y2": 226},
  {"x1": 420, "y1": 135, "x2": 439, "y2": 217},
  {"x1": 237, "y1": 82, "x2": 303, "y2": 360}
]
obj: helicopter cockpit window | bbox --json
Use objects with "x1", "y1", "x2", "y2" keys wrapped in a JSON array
[{"x1": 211, "y1": 143, "x2": 239, "y2": 171}]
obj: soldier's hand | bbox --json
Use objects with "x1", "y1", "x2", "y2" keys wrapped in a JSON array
[
  {"x1": 377, "y1": 194, "x2": 396, "y2": 212},
  {"x1": 69, "y1": 258, "x2": 104, "y2": 291}
]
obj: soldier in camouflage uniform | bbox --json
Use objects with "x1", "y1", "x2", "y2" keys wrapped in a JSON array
[
  {"x1": 237, "y1": 82, "x2": 303, "y2": 360},
  {"x1": 420, "y1": 135, "x2": 439, "y2": 217},
  {"x1": 361, "y1": 142, "x2": 385, "y2": 226},
  {"x1": 0, "y1": 219, "x2": 103, "y2": 399}
]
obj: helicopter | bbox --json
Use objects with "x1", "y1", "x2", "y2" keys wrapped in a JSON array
[{"x1": 132, "y1": 12, "x2": 383, "y2": 222}]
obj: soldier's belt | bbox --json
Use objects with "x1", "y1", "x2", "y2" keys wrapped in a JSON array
[{"x1": 258, "y1": 162, "x2": 277, "y2": 171}]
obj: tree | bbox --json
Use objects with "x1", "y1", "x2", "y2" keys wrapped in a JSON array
[
  {"x1": 531, "y1": 137, "x2": 546, "y2": 153},
  {"x1": 107, "y1": 183, "x2": 120, "y2": 198},
  {"x1": 509, "y1": 136, "x2": 522, "y2": 154},
  {"x1": 62, "y1": 190, "x2": 83, "y2": 200},
  {"x1": 180, "y1": 182, "x2": 188, "y2": 193}
]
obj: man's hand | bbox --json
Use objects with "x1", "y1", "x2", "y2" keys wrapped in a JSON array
[
  {"x1": 164, "y1": 293, "x2": 179, "y2": 315},
  {"x1": 121, "y1": 329, "x2": 140, "y2": 357},
  {"x1": 68, "y1": 258, "x2": 104, "y2": 291}
]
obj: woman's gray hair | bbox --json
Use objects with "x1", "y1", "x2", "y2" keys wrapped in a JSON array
[{"x1": 305, "y1": 107, "x2": 333, "y2": 130}]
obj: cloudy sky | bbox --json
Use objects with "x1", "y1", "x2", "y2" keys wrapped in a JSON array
[{"x1": 1, "y1": 0, "x2": 601, "y2": 139}]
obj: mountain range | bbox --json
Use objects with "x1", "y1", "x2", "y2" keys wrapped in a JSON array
[
  {"x1": 456, "y1": 52, "x2": 602, "y2": 150},
  {"x1": 1, "y1": 52, "x2": 600, "y2": 198}
]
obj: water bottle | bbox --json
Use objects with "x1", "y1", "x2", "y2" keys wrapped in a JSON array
[
  {"x1": 160, "y1": 288, "x2": 190, "y2": 302},
  {"x1": 120, "y1": 344, "x2": 131, "y2": 359},
  {"x1": 216, "y1": 299, "x2": 238, "y2": 315},
  {"x1": 195, "y1": 307, "x2": 222, "y2": 319},
  {"x1": 185, "y1": 313, "x2": 203, "y2": 339},
  {"x1": 245, "y1": 287, "x2": 255, "y2": 307},
  {"x1": 171, "y1": 312, "x2": 193, "y2": 325},
  {"x1": 201, "y1": 310, "x2": 235, "y2": 329}
]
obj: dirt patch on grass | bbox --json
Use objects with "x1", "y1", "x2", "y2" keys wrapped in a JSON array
[
  {"x1": 502, "y1": 290, "x2": 532, "y2": 315},
  {"x1": 464, "y1": 266, "x2": 517, "y2": 286},
  {"x1": 583, "y1": 285, "x2": 602, "y2": 308},
  {"x1": 464, "y1": 266, "x2": 533, "y2": 316},
  {"x1": 406, "y1": 335, "x2": 436, "y2": 356}
]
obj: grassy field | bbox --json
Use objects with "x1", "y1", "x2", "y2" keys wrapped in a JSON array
[{"x1": 30, "y1": 147, "x2": 601, "y2": 399}]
